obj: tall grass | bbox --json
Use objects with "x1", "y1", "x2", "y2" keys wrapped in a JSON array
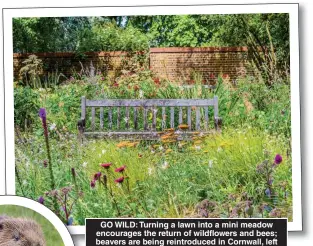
[{"x1": 15, "y1": 127, "x2": 292, "y2": 223}]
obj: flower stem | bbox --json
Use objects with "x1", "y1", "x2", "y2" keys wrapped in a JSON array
[
  {"x1": 42, "y1": 116, "x2": 58, "y2": 213},
  {"x1": 15, "y1": 166, "x2": 25, "y2": 196}
]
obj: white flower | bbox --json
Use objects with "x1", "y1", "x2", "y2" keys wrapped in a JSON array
[
  {"x1": 139, "y1": 90, "x2": 144, "y2": 98},
  {"x1": 195, "y1": 145, "x2": 201, "y2": 150},
  {"x1": 148, "y1": 167, "x2": 153, "y2": 175},
  {"x1": 217, "y1": 147, "x2": 222, "y2": 152},
  {"x1": 159, "y1": 146, "x2": 164, "y2": 151},
  {"x1": 175, "y1": 130, "x2": 182, "y2": 134},
  {"x1": 208, "y1": 160, "x2": 213, "y2": 168},
  {"x1": 49, "y1": 123, "x2": 56, "y2": 131},
  {"x1": 82, "y1": 162, "x2": 88, "y2": 168},
  {"x1": 161, "y1": 161, "x2": 169, "y2": 169},
  {"x1": 102, "y1": 149, "x2": 107, "y2": 154},
  {"x1": 124, "y1": 117, "x2": 129, "y2": 123}
]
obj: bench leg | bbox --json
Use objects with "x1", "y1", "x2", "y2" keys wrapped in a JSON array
[
  {"x1": 214, "y1": 117, "x2": 222, "y2": 132},
  {"x1": 77, "y1": 119, "x2": 86, "y2": 145}
]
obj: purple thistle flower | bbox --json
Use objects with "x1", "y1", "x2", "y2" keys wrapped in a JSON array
[
  {"x1": 90, "y1": 180, "x2": 96, "y2": 188},
  {"x1": 94, "y1": 172, "x2": 102, "y2": 181},
  {"x1": 274, "y1": 154, "x2": 283, "y2": 165},
  {"x1": 38, "y1": 108, "x2": 46, "y2": 119},
  {"x1": 265, "y1": 188, "x2": 271, "y2": 198},
  {"x1": 38, "y1": 196, "x2": 45, "y2": 204}
]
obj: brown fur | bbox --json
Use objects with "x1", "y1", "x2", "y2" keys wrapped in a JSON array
[{"x1": 0, "y1": 215, "x2": 46, "y2": 246}]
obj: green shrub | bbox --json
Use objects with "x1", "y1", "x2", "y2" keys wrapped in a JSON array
[{"x1": 14, "y1": 86, "x2": 40, "y2": 130}]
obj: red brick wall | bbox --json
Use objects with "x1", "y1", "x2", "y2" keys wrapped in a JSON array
[
  {"x1": 13, "y1": 47, "x2": 253, "y2": 82},
  {"x1": 13, "y1": 51, "x2": 129, "y2": 80},
  {"x1": 149, "y1": 47, "x2": 252, "y2": 84}
]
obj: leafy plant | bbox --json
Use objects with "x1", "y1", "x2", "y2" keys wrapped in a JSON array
[
  {"x1": 19, "y1": 54, "x2": 43, "y2": 88},
  {"x1": 14, "y1": 86, "x2": 40, "y2": 130}
]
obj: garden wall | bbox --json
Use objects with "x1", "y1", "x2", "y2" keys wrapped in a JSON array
[
  {"x1": 149, "y1": 47, "x2": 253, "y2": 83},
  {"x1": 13, "y1": 47, "x2": 254, "y2": 82}
]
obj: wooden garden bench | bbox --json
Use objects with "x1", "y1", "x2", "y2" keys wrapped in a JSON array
[{"x1": 77, "y1": 96, "x2": 222, "y2": 140}]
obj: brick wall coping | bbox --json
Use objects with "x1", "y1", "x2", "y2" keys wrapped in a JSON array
[
  {"x1": 150, "y1": 47, "x2": 249, "y2": 53},
  {"x1": 13, "y1": 47, "x2": 249, "y2": 58},
  {"x1": 13, "y1": 51, "x2": 128, "y2": 58}
]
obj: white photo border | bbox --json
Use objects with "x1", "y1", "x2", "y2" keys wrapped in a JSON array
[{"x1": 3, "y1": 3, "x2": 301, "y2": 234}]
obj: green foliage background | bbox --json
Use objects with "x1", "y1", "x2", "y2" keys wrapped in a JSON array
[{"x1": 13, "y1": 14, "x2": 289, "y2": 70}]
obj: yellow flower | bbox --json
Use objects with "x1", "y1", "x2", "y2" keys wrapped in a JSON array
[
  {"x1": 165, "y1": 149, "x2": 173, "y2": 154},
  {"x1": 178, "y1": 124, "x2": 189, "y2": 130}
]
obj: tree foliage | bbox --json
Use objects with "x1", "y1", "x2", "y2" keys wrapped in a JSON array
[{"x1": 13, "y1": 14, "x2": 290, "y2": 80}]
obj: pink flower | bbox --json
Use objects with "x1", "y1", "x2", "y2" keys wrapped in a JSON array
[
  {"x1": 222, "y1": 74, "x2": 229, "y2": 79},
  {"x1": 94, "y1": 172, "x2": 102, "y2": 180},
  {"x1": 274, "y1": 154, "x2": 283, "y2": 165},
  {"x1": 90, "y1": 180, "x2": 96, "y2": 188},
  {"x1": 115, "y1": 165, "x2": 126, "y2": 173},
  {"x1": 101, "y1": 163, "x2": 112, "y2": 169},
  {"x1": 114, "y1": 177, "x2": 125, "y2": 183}
]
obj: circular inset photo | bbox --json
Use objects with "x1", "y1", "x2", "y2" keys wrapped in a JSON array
[{"x1": 0, "y1": 196, "x2": 74, "y2": 246}]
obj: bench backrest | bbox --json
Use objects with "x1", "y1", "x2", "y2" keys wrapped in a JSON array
[{"x1": 81, "y1": 96, "x2": 219, "y2": 132}]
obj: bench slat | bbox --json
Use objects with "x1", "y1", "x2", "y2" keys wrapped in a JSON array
[
  {"x1": 86, "y1": 99, "x2": 215, "y2": 107},
  {"x1": 187, "y1": 107, "x2": 192, "y2": 130},
  {"x1": 100, "y1": 107, "x2": 104, "y2": 129},
  {"x1": 196, "y1": 107, "x2": 200, "y2": 130},
  {"x1": 108, "y1": 108, "x2": 112, "y2": 129},
  {"x1": 125, "y1": 107, "x2": 130, "y2": 129},
  {"x1": 162, "y1": 107, "x2": 166, "y2": 130},
  {"x1": 179, "y1": 107, "x2": 183, "y2": 124},
  {"x1": 144, "y1": 107, "x2": 148, "y2": 130},
  {"x1": 152, "y1": 107, "x2": 157, "y2": 130},
  {"x1": 134, "y1": 107, "x2": 138, "y2": 129},
  {"x1": 117, "y1": 107, "x2": 120, "y2": 128},
  {"x1": 170, "y1": 107, "x2": 174, "y2": 128},
  {"x1": 204, "y1": 106, "x2": 209, "y2": 130},
  {"x1": 91, "y1": 107, "x2": 95, "y2": 131}
]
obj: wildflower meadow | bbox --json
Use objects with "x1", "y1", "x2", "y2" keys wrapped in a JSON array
[{"x1": 13, "y1": 14, "x2": 293, "y2": 226}]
